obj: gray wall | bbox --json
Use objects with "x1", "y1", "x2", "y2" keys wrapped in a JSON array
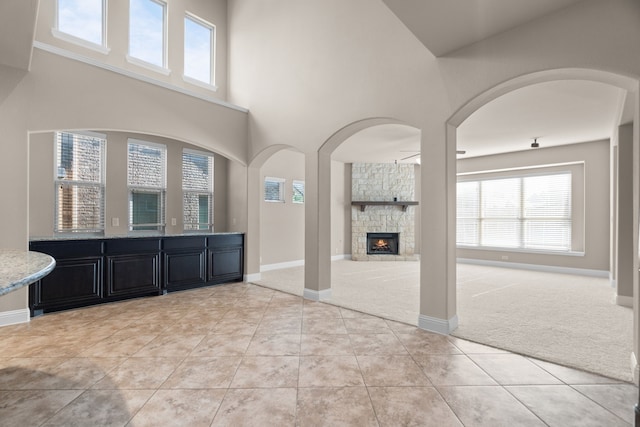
[
  {"x1": 259, "y1": 151, "x2": 350, "y2": 266},
  {"x1": 456, "y1": 139, "x2": 610, "y2": 271}
]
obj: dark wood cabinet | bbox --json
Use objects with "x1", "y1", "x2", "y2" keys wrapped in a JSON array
[
  {"x1": 105, "y1": 238, "x2": 162, "y2": 298},
  {"x1": 163, "y1": 236, "x2": 207, "y2": 292},
  {"x1": 208, "y1": 234, "x2": 244, "y2": 284},
  {"x1": 29, "y1": 233, "x2": 244, "y2": 315}
]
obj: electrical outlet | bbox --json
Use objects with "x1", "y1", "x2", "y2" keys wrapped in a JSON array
[
  {"x1": 111, "y1": 217, "x2": 119, "y2": 227},
  {"x1": 171, "y1": 218, "x2": 177, "y2": 226},
  {"x1": 501, "y1": 255, "x2": 509, "y2": 260}
]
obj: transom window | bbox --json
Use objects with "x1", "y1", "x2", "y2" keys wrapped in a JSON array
[
  {"x1": 128, "y1": 139, "x2": 166, "y2": 231},
  {"x1": 184, "y1": 14, "x2": 215, "y2": 86},
  {"x1": 55, "y1": 0, "x2": 107, "y2": 50},
  {"x1": 292, "y1": 180, "x2": 305, "y2": 204},
  {"x1": 129, "y1": 0, "x2": 167, "y2": 69},
  {"x1": 182, "y1": 150, "x2": 214, "y2": 231},
  {"x1": 264, "y1": 177, "x2": 285, "y2": 202},
  {"x1": 54, "y1": 131, "x2": 106, "y2": 233},
  {"x1": 457, "y1": 172, "x2": 572, "y2": 251}
]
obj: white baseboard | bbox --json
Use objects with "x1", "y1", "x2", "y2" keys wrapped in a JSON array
[
  {"x1": 616, "y1": 295, "x2": 634, "y2": 308},
  {"x1": 261, "y1": 260, "x2": 304, "y2": 272},
  {"x1": 0, "y1": 309, "x2": 30, "y2": 327},
  {"x1": 332, "y1": 254, "x2": 352, "y2": 261},
  {"x1": 457, "y1": 258, "x2": 609, "y2": 278},
  {"x1": 244, "y1": 273, "x2": 261, "y2": 282},
  {"x1": 303, "y1": 288, "x2": 332, "y2": 301},
  {"x1": 418, "y1": 314, "x2": 459, "y2": 335}
]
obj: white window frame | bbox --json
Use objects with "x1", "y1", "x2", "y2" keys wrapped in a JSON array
[
  {"x1": 54, "y1": 131, "x2": 107, "y2": 234},
  {"x1": 127, "y1": 139, "x2": 167, "y2": 232},
  {"x1": 53, "y1": 0, "x2": 110, "y2": 54},
  {"x1": 183, "y1": 13, "x2": 217, "y2": 90},
  {"x1": 264, "y1": 177, "x2": 286, "y2": 203},
  {"x1": 292, "y1": 180, "x2": 305, "y2": 204},
  {"x1": 127, "y1": 0, "x2": 170, "y2": 74},
  {"x1": 457, "y1": 169, "x2": 573, "y2": 253},
  {"x1": 182, "y1": 148, "x2": 214, "y2": 232}
]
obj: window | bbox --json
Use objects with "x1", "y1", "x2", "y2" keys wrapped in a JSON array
[
  {"x1": 457, "y1": 172, "x2": 572, "y2": 251},
  {"x1": 55, "y1": 131, "x2": 106, "y2": 233},
  {"x1": 129, "y1": 0, "x2": 167, "y2": 69},
  {"x1": 292, "y1": 180, "x2": 305, "y2": 204},
  {"x1": 128, "y1": 140, "x2": 166, "y2": 231},
  {"x1": 55, "y1": 0, "x2": 107, "y2": 50},
  {"x1": 183, "y1": 150, "x2": 214, "y2": 231},
  {"x1": 264, "y1": 177, "x2": 285, "y2": 202},
  {"x1": 184, "y1": 14, "x2": 215, "y2": 86}
]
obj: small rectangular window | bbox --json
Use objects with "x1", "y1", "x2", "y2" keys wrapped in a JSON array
[
  {"x1": 292, "y1": 180, "x2": 305, "y2": 204},
  {"x1": 184, "y1": 14, "x2": 215, "y2": 86},
  {"x1": 128, "y1": 139, "x2": 166, "y2": 231},
  {"x1": 183, "y1": 150, "x2": 214, "y2": 231},
  {"x1": 55, "y1": 131, "x2": 106, "y2": 234},
  {"x1": 55, "y1": 0, "x2": 107, "y2": 50},
  {"x1": 264, "y1": 177, "x2": 285, "y2": 202},
  {"x1": 129, "y1": 0, "x2": 167, "y2": 69}
]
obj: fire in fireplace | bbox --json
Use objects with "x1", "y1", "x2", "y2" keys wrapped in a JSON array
[{"x1": 367, "y1": 232, "x2": 399, "y2": 255}]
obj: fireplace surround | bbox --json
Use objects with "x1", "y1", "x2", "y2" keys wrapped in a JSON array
[{"x1": 351, "y1": 163, "x2": 418, "y2": 261}]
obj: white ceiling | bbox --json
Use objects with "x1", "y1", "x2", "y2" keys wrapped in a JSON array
[
  {"x1": 381, "y1": 0, "x2": 586, "y2": 57},
  {"x1": 332, "y1": 80, "x2": 625, "y2": 164}
]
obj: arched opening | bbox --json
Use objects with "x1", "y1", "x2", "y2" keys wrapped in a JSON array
[
  {"x1": 253, "y1": 118, "x2": 424, "y2": 325},
  {"x1": 447, "y1": 68, "x2": 640, "y2": 381}
]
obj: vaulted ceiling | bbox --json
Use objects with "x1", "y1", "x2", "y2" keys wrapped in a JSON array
[
  {"x1": 381, "y1": 0, "x2": 586, "y2": 57},
  {"x1": 332, "y1": 0, "x2": 626, "y2": 163}
]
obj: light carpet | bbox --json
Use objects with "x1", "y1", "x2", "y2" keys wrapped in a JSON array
[{"x1": 254, "y1": 260, "x2": 633, "y2": 382}]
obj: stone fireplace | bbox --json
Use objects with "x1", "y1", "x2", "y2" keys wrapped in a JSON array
[{"x1": 351, "y1": 163, "x2": 418, "y2": 261}]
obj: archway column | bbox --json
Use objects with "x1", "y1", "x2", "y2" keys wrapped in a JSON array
[
  {"x1": 418, "y1": 124, "x2": 458, "y2": 334},
  {"x1": 303, "y1": 150, "x2": 332, "y2": 300},
  {"x1": 244, "y1": 164, "x2": 261, "y2": 282}
]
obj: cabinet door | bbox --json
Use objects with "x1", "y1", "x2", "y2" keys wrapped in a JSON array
[
  {"x1": 106, "y1": 253, "x2": 161, "y2": 298},
  {"x1": 208, "y1": 247, "x2": 243, "y2": 283},
  {"x1": 30, "y1": 256, "x2": 103, "y2": 314},
  {"x1": 164, "y1": 249, "x2": 207, "y2": 291}
]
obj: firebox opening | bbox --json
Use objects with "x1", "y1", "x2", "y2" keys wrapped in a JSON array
[{"x1": 367, "y1": 232, "x2": 399, "y2": 255}]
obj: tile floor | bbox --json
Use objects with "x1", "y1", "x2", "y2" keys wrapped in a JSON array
[{"x1": 0, "y1": 282, "x2": 636, "y2": 426}]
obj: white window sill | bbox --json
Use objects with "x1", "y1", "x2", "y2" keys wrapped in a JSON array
[
  {"x1": 182, "y1": 75, "x2": 218, "y2": 92},
  {"x1": 51, "y1": 29, "x2": 110, "y2": 55},
  {"x1": 126, "y1": 55, "x2": 171, "y2": 76},
  {"x1": 457, "y1": 245, "x2": 584, "y2": 257}
]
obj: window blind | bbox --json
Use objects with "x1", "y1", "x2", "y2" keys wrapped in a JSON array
[
  {"x1": 292, "y1": 180, "x2": 305, "y2": 204},
  {"x1": 264, "y1": 177, "x2": 285, "y2": 202},
  {"x1": 182, "y1": 150, "x2": 214, "y2": 231},
  {"x1": 457, "y1": 172, "x2": 572, "y2": 251},
  {"x1": 55, "y1": 131, "x2": 106, "y2": 233},
  {"x1": 128, "y1": 140, "x2": 166, "y2": 231}
]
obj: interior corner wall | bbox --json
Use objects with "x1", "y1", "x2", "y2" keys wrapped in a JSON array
[
  {"x1": 0, "y1": 74, "x2": 30, "y2": 317},
  {"x1": 260, "y1": 149, "x2": 306, "y2": 266},
  {"x1": 456, "y1": 140, "x2": 610, "y2": 271},
  {"x1": 331, "y1": 160, "x2": 351, "y2": 257},
  {"x1": 617, "y1": 123, "x2": 634, "y2": 299}
]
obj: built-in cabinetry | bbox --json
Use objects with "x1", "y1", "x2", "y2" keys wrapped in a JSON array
[{"x1": 29, "y1": 233, "x2": 244, "y2": 316}]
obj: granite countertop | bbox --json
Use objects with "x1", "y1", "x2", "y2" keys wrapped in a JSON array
[
  {"x1": 0, "y1": 249, "x2": 56, "y2": 296},
  {"x1": 30, "y1": 232, "x2": 244, "y2": 242}
]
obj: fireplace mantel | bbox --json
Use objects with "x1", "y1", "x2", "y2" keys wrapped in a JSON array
[{"x1": 351, "y1": 201, "x2": 419, "y2": 212}]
